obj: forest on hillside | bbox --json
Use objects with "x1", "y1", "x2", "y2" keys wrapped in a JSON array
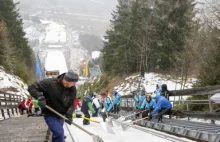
[
  {"x1": 101, "y1": 0, "x2": 220, "y2": 87},
  {"x1": 0, "y1": 0, "x2": 35, "y2": 84}
]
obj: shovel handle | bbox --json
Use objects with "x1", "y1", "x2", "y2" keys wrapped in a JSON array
[
  {"x1": 131, "y1": 116, "x2": 148, "y2": 123},
  {"x1": 45, "y1": 105, "x2": 94, "y2": 136},
  {"x1": 124, "y1": 109, "x2": 148, "y2": 118},
  {"x1": 81, "y1": 116, "x2": 100, "y2": 123}
]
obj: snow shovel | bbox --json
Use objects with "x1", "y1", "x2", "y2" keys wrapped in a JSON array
[
  {"x1": 45, "y1": 105, "x2": 104, "y2": 142},
  {"x1": 119, "y1": 116, "x2": 148, "y2": 131},
  {"x1": 106, "y1": 113, "x2": 122, "y2": 127},
  {"x1": 113, "y1": 109, "x2": 148, "y2": 126},
  {"x1": 81, "y1": 116, "x2": 115, "y2": 135},
  {"x1": 106, "y1": 116, "x2": 114, "y2": 127}
]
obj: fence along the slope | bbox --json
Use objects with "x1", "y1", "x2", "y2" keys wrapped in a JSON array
[
  {"x1": 0, "y1": 91, "x2": 21, "y2": 120},
  {"x1": 120, "y1": 85, "x2": 220, "y2": 123}
]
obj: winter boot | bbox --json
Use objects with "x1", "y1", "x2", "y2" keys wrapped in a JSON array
[{"x1": 83, "y1": 119, "x2": 90, "y2": 125}]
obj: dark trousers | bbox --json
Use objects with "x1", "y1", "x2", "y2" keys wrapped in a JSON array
[
  {"x1": 142, "y1": 107, "x2": 154, "y2": 120},
  {"x1": 83, "y1": 111, "x2": 90, "y2": 125},
  {"x1": 101, "y1": 112, "x2": 107, "y2": 122},
  {"x1": 153, "y1": 108, "x2": 172, "y2": 122},
  {"x1": 44, "y1": 115, "x2": 64, "y2": 142},
  {"x1": 114, "y1": 104, "x2": 120, "y2": 114},
  {"x1": 19, "y1": 107, "x2": 27, "y2": 115},
  {"x1": 135, "y1": 107, "x2": 141, "y2": 118},
  {"x1": 34, "y1": 107, "x2": 40, "y2": 113},
  {"x1": 92, "y1": 107, "x2": 99, "y2": 117}
]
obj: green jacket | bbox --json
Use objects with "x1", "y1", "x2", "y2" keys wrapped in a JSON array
[
  {"x1": 32, "y1": 100, "x2": 39, "y2": 108},
  {"x1": 87, "y1": 102, "x2": 95, "y2": 114}
]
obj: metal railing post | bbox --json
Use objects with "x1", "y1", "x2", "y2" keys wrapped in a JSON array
[
  {"x1": 186, "y1": 102, "x2": 190, "y2": 121},
  {"x1": 208, "y1": 95, "x2": 215, "y2": 124}
]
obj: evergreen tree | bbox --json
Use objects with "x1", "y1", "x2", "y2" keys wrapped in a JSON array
[
  {"x1": 0, "y1": 0, "x2": 35, "y2": 83},
  {"x1": 198, "y1": 27, "x2": 220, "y2": 86},
  {"x1": 102, "y1": 0, "x2": 196, "y2": 75},
  {"x1": 102, "y1": 0, "x2": 132, "y2": 74}
]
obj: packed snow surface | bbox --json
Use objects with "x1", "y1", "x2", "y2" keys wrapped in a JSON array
[
  {"x1": 64, "y1": 117, "x2": 176, "y2": 142},
  {"x1": 44, "y1": 50, "x2": 68, "y2": 74}
]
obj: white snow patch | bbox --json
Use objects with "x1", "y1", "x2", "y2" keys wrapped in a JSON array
[
  {"x1": 114, "y1": 72, "x2": 197, "y2": 100},
  {"x1": 0, "y1": 67, "x2": 29, "y2": 98},
  {"x1": 210, "y1": 93, "x2": 220, "y2": 103},
  {"x1": 91, "y1": 51, "x2": 101, "y2": 59}
]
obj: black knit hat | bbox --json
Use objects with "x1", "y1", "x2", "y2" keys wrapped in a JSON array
[{"x1": 64, "y1": 70, "x2": 79, "y2": 82}]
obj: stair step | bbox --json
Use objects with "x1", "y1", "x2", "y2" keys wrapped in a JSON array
[{"x1": 0, "y1": 115, "x2": 50, "y2": 142}]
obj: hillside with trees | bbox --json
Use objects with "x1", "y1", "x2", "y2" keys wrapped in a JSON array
[
  {"x1": 101, "y1": 0, "x2": 220, "y2": 87},
  {"x1": 0, "y1": 0, "x2": 35, "y2": 84}
]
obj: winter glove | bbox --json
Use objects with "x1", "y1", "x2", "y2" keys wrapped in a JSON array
[
  {"x1": 65, "y1": 117, "x2": 73, "y2": 125},
  {"x1": 66, "y1": 107, "x2": 74, "y2": 118},
  {"x1": 148, "y1": 114, "x2": 152, "y2": 121},
  {"x1": 76, "y1": 114, "x2": 82, "y2": 118},
  {"x1": 37, "y1": 96, "x2": 46, "y2": 109}
]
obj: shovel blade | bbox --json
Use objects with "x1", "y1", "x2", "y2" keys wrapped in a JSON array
[
  {"x1": 106, "y1": 117, "x2": 113, "y2": 127},
  {"x1": 92, "y1": 135, "x2": 104, "y2": 142},
  {"x1": 100, "y1": 122, "x2": 115, "y2": 134},
  {"x1": 117, "y1": 116, "x2": 126, "y2": 121},
  {"x1": 113, "y1": 120, "x2": 121, "y2": 126},
  {"x1": 121, "y1": 123, "x2": 130, "y2": 131}
]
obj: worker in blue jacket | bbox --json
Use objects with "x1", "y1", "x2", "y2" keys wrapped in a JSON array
[
  {"x1": 139, "y1": 87, "x2": 146, "y2": 107},
  {"x1": 134, "y1": 92, "x2": 141, "y2": 109},
  {"x1": 100, "y1": 92, "x2": 114, "y2": 122},
  {"x1": 154, "y1": 83, "x2": 161, "y2": 96},
  {"x1": 140, "y1": 94, "x2": 156, "y2": 120},
  {"x1": 150, "y1": 95, "x2": 172, "y2": 122},
  {"x1": 133, "y1": 92, "x2": 141, "y2": 118},
  {"x1": 113, "y1": 90, "x2": 122, "y2": 114}
]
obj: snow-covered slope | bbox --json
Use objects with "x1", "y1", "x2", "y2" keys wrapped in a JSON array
[
  {"x1": 64, "y1": 117, "x2": 180, "y2": 142},
  {"x1": 0, "y1": 67, "x2": 29, "y2": 98},
  {"x1": 114, "y1": 72, "x2": 197, "y2": 100}
]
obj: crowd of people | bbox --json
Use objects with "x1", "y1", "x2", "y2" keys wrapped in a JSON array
[
  {"x1": 134, "y1": 83, "x2": 172, "y2": 122},
  {"x1": 18, "y1": 96, "x2": 41, "y2": 117},
  {"x1": 20, "y1": 70, "x2": 172, "y2": 142}
]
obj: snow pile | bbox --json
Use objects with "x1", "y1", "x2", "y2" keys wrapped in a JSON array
[
  {"x1": 210, "y1": 93, "x2": 220, "y2": 103},
  {"x1": 0, "y1": 67, "x2": 29, "y2": 98},
  {"x1": 44, "y1": 50, "x2": 68, "y2": 74},
  {"x1": 114, "y1": 72, "x2": 197, "y2": 99},
  {"x1": 91, "y1": 51, "x2": 101, "y2": 59}
]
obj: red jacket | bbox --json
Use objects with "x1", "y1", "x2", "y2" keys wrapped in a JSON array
[
  {"x1": 18, "y1": 100, "x2": 25, "y2": 109},
  {"x1": 25, "y1": 98, "x2": 33, "y2": 108},
  {"x1": 74, "y1": 98, "x2": 81, "y2": 109}
]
